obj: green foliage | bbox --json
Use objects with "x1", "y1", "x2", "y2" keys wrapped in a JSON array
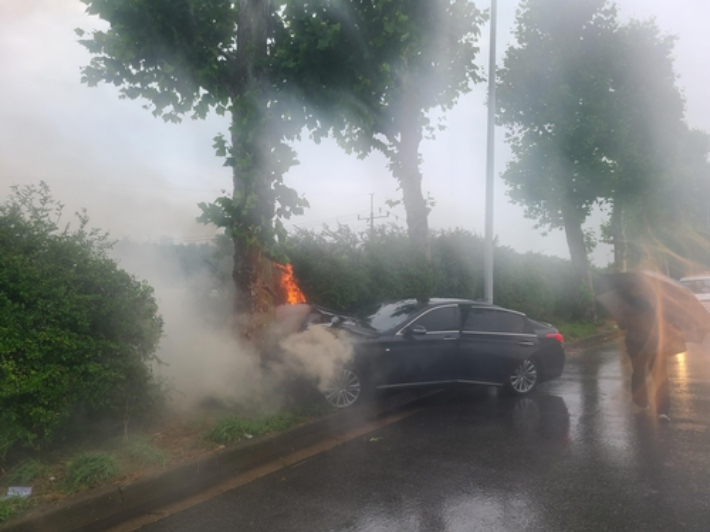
[
  {"x1": 204, "y1": 413, "x2": 303, "y2": 445},
  {"x1": 281, "y1": 1, "x2": 486, "y2": 148},
  {"x1": 286, "y1": 224, "x2": 436, "y2": 312},
  {"x1": 0, "y1": 184, "x2": 164, "y2": 457},
  {"x1": 278, "y1": 0, "x2": 486, "y2": 252},
  {"x1": 555, "y1": 321, "x2": 599, "y2": 341},
  {"x1": 599, "y1": 19, "x2": 709, "y2": 273},
  {"x1": 0, "y1": 495, "x2": 31, "y2": 524},
  {"x1": 497, "y1": 0, "x2": 710, "y2": 277},
  {"x1": 78, "y1": 0, "x2": 311, "y2": 306},
  {"x1": 120, "y1": 437, "x2": 168, "y2": 469},
  {"x1": 78, "y1": 1, "x2": 487, "y2": 277},
  {"x1": 287, "y1": 225, "x2": 581, "y2": 321},
  {"x1": 497, "y1": 0, "x2": 618, "y2": 256},
  {"x1": 65, "y1": 452, "x2": 120, "y2": 491},
  {"x1": 3, "y1": 460, "x2": 49, "y2": 486}
]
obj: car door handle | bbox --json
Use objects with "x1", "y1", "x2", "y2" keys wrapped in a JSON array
[
  {"x1": 443, "y1": 337, "x2": 458, "y2": 341},
  {"x1": 518, "y1": 340, "x2": 535, "y2": 346}
]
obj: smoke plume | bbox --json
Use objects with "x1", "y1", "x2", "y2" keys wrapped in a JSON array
[{"x1": 111, "y1": 241, "x2": 353, "y2": 412}]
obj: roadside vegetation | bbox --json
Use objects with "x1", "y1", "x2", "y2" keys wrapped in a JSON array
[
  {"x1": 0, "y1": 496, "x2": 31, "y2": 524},
  {"x1": 288, "y1": 225, "x2": 595, "y2": 323},
  {"x1": 0, "y1": 403, "x2": 333, "y2": 523},
  {"x1": 0, "y1": 184, "x2": 164, "y2": 461}
]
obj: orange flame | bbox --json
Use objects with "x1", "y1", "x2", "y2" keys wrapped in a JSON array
[{"x1": 274, "y1": 263, "x2": 307, "y2": 305}]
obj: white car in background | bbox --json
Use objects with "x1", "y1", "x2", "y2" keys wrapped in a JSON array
[{"x1": 680, "y1": 274, "x2": 710, "y2": 313}]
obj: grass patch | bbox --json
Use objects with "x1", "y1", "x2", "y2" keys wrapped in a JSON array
[
  {"x1": 65, "y1": 452, "x2": 120, "y2": 491},
  {"x1": 3, "y1": 459, "x2": 48, "y2": 485},
  {"x1": 204, "y1": 413, "x2": 304, "y2": 445},
  {"x1": 556, "y1": 321, "x2": 600, "y2": 341},
  {"x1": 0, "y1": 400, "x2": 337, "y2": 523},
  {"x1": 0, "y1": 495, "x2": 32, "y2": 524},
  {"x1": 121, "y1": 437, "x2": 168, "y2": 469}
]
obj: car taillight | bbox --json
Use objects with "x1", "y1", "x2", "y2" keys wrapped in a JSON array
[{"x1": 545, "y1": 332, "x2": 564, "y2": 343}]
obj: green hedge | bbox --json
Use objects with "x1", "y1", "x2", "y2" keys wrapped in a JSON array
[
  {"x1": 287, "y1": 225, "x2": 580, "y2": 321},
  {"x1": 0, "y1": 184, "x2": 164, "y2": 458}
]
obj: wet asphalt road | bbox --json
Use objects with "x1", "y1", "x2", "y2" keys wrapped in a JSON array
[{"x1": 138, "y1": 339, "x2": 710, "y2": 531}]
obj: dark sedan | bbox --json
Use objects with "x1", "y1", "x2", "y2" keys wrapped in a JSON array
[{"x1": 322, "y1": 298, "x2": 566, "y2": 408}]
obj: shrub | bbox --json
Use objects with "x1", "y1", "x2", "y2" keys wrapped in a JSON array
[
  {"x1": 121, "y1": 437, "x2": 168, "y2": 468},
  {"x1": 0, "y1": 183, "x2": 164, "y2": 458},
  {"x1": 3, "y1": 459, "x2": 48, "y2": 485},
  {"x1": 65, "y1": 452, "x2": 120, "y2": 490},
  {"x1": 0, "y1": 495, "x2": 31, "y2": 523},
  {"x1": 287, "y1": 224, "x2": 583, "y2": 322},
  {"x1": 287, "y1": 224, "x2": 436, "y2": 312}
]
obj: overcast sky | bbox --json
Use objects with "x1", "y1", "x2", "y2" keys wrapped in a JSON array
[{"x1": 2, "y1": 0, "x2": 709, "y2": 266}]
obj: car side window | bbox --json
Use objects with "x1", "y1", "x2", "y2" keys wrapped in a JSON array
[
  {"x1": 463, "y1": 309, "x2": 526, "y2": 334},
  {"x1": 410, "y1": 306, "x2": 459, "y2": 332}
]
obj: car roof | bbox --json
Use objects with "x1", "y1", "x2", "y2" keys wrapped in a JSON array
[
  {"x1": 427, "y1": 297, "x2": 487, "y2": 305},
  {"x1": 408, "y1": 298, "x2": 524, "y2": 315}
]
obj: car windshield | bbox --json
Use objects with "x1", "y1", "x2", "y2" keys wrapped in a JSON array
[{"x1": 359, "y1": 300, "x2": 427, "y2": 333}]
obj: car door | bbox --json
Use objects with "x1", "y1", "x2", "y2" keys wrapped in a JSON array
[
  {"x1": 378, "y1": 305, "x2": 461, "y2": 386},
  {"x1": 458, "y1": 307, "x2": 539, "y2": 384}
]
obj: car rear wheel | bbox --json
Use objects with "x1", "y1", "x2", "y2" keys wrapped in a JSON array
[
  {"x1": 323, "y1": 368, "x2": 364, "y2": 408},
  {"x1": 507, "y1": 358, "x2": 539, "y2": 395}
]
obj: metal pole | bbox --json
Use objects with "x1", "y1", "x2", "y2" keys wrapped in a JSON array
[{"x1": 484, "y1": 0, "x2": 497, "y2": 304}]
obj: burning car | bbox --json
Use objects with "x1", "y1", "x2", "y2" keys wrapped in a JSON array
[{"x1": 284, "y1": 298, "x2": 566, "y2": 408}]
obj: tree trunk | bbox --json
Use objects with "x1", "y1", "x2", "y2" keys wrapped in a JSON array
[
  {"x1": 397, "y1": 105, "x2": 430, "y2": 260},
  {"x1": 610, "y1": 196, "x2": 627, "y2": 272},
  {"x1": 230, "y1": 0, "x2": 278, "y2": 320},
  {"x1": 562, "y1": 206, "x2": 596, "y2": 320}
]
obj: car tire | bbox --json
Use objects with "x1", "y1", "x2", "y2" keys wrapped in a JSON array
[
  {"x1": 323, "y1": 367, "x2": 368, "y2": 408},
  {"x1": 506, "y1": 357, "x2": 539, "y2": 395}
]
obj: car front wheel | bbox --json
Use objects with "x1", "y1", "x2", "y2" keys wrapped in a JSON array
[
  {"x1": 506, "y1": 358, "x2": 539, "y2": 395},
  {"x1": 323, "y1": 368, "x2": 365, "y2": 408}
]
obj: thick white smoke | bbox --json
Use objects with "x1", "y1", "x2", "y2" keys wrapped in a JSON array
[
  {"x1": 275, "y1": 324, "x2": 354, "y2": 392},
  {"x1": 111, "y1": 242, "x2": 353, "y2": 412}
]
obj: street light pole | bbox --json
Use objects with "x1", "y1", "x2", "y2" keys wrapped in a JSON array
[{"x1": 484, "y1": 0, "x2": 497, "y2": 304}]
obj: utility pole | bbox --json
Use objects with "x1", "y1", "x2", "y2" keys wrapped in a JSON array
[
  {"x1": 359, "y1": 194, "x2": 389, "y2": 239},
  {"x1": 484, "y1": 0, "x2": 497, "y2": 304}
]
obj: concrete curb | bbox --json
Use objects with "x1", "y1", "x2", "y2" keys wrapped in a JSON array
[{"x1": 0, "y1": 391, "x2": 432, "y2": 532}]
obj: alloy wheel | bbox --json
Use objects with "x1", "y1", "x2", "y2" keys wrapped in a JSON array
[
  {"x1": 324, "y1": 369, "x2": 362, "y2": 408},
  {"x1": 510, "y1": 358, "x2": 538, "y2": 394}
]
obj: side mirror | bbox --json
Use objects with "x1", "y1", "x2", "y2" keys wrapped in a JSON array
[{"x1": 405, "y1": 324, "x2": 427, "y2": 336}]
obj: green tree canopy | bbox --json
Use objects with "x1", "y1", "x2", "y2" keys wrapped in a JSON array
[
  {"x1": 499, "y1": 0, "x2": 710, "y2": 284},
  {"x1": 497, "y1": 0, "x2": 618, "y2": 316},
  {"x1": 78, "y1": 0, "x2": 309, "y2": 317},
  {"x1": 277, "y1": 0, "x2": 486, "y2": 257},
  {"x1": 78, "y1": 0, "x2": 487, "y2": 314},
  {"x1": 601, "y1": 19, "x2": 710, "y2": 274}
]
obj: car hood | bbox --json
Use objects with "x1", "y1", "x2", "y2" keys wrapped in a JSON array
[
  {"x1": 307, "y1": 305, "x2": 379, "y2": 338},
  {"x1": 337, "y1": 321, "x2": 380, "y2": 339}
]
